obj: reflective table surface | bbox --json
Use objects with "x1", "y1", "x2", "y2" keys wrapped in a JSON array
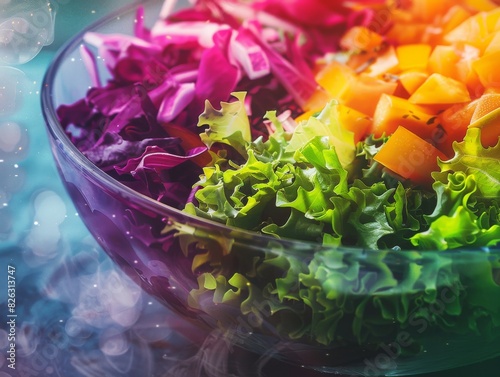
[{"x1": 1, "y1": 1, "x2": 499, "y2": 376}]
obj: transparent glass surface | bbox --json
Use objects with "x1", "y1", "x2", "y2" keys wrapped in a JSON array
[{"x1": 41, "y1": 1, "x2": 500, "y2": 375}]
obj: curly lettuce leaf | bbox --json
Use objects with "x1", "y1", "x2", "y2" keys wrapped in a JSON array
[
  {"x1": 411, "y1": 206, "x2": 500, "y2": 250},
  {"x1": 411, "y1": 129, "x2": 500, "y2": 250},
  {"x1": 411, "y1": 171, "x2": 500, "y2": 250},
  {"x1": 425, "y1": 171, "x2": 477, "y2": 222},
  {"x1": 437, "y1": 128, "x2": 500, "y2": 199},
  {"x1": 197, "y1": 92, "x2": 252, "y2": 157},
  {"x1": 189, "y1": 128, "x2": 423, "y2": 249},
  {"x1": 286, "y1": 101, "x2": 356, "y2": 168}
]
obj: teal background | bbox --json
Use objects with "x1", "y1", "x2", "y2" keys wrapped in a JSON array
[{"x1": 0, "y1": 1, "x2": 499, "y2": 376}]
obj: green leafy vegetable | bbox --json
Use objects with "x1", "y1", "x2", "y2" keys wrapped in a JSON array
[
  {"x1": 437, "y1": 128, "x2": 500, "y2": 199},
  {"x1": 197, "y1": 92, "x2": 252, "y2": 158},
  {"x1": 286, "y1": 100, "x2": 356, "y2": 168},
  {"x1": 190, "y1": 97, "x2": 437, "y2": 249}
]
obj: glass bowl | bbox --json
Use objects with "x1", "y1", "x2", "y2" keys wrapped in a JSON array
[{"x1": 41, "y1": 1, "x2": 500, "y2": 375}]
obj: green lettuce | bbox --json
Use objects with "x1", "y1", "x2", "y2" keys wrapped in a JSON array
[
  {"x1": 286, "y1": 100, "x2": 356, "y2": 168},
  {"x1": 188, "y1": 122, "x2": 429, "y2": 249},
  {"x1": 437, "y1": 128, "x2": 500, "y2": 199},
  {"x1": 410, "y1": 129, "x2": 500, "y2": 250},
  {"x1": 197, "y1": 91, "x2": 252, "y2": 158},
  {"x1": 178, "y1": 100, "x2": 500, "y2": 352}
]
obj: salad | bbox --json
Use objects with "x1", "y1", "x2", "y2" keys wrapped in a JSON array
[
  {"x1": 52, "y1": 0, "x2": 500, "y2": 358},
  {"x1": 57, "y1": 0, "x2": 500, "y2": 252}
]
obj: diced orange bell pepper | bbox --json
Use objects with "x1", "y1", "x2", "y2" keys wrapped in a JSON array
[
  {"x1": 374, "y1": 126, "x2": 448, "y2": 186},
  {"x1": 303, "y1": 88, "x2": 331, "y2": 112},
  {"x1": 445, "y1": 14, "x2": 489, "y2": 48},
  {"x1": 365, "y1": 46, "x2": 400, "y2": 77},
  {"x1": 472, "y1": 51, "x2": 500, "y2": 88},
  {"x1": 346, "y1": 51, "x2": 379, "y2": 72},
  {"x1": 386, "y1": 22, "x2": 429, "y2": 45},
  {"x1": 340, "y1": 26, "x2": 385, "y2": 52},
  {"x1": 464, "y1": 0, "x2": 500, "y2": 12},
  {"x1": 468, "y1": 93, "x2": 500, "y2": 147},
  {"x1": 441, "y1": 6, "x2": 474, "y2": 35},
  {"x1": 470, "y1": 93, "x2": 500, "y2": 122},
  {"x1": 315, "y1": 61, "x2": 398, "y2": 116},
  {"x1": 372, "y1": 94, "x2": 437, "y2": 140},
  {"x1": 428, "y1": 45, "x2": 460, "y2": 80},
  {"x1": 483, "y1": 8, "x2": 500, "y2": 31},
  {"x1": 437, "y1": 100, "x2": 478, "y2": 155},
  {"x1": 469, "y1": 110, "x2": 500, "y2": 148},
  {"x1": 340, "y1": 74, "x2": 398, "y2": 117},
  {"x1": 445, "y1": 9, "x2": 500, "y2": 51},
  {"x1": 409, "y1": 0, "x2": 460, "y2": 23},
  {"x1": 396, "y1": 44, "x2": 432, "y2": 71},
  {"x1": 337, "y1": 105, "x2": 372, "y2": 143},
  {"x1": 484, "y1": 31, "x2": 500, "y2": 55},
  {"x1": 439, "y1": 101, "x2": 477, "y2": 133},
  {"x1": 453, "y1": 45, "x2": 483, "y2": 95},
  {"x1": 315, "y1": 61, "x2": 356, "y2": 100},
  {"x1": 409, "y1": 73, "x2": 471, "y2": 105},
  {"x1": 399, "y1": 70, "x2": 429, "y2": 95},
  {"x1": 484, "y1": 87, "x2": 500, "y2": 94}
]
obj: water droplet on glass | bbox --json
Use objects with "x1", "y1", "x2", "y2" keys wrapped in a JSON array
[{"x1": 0, "y1": 0, "x2": 56, "y2": 64}]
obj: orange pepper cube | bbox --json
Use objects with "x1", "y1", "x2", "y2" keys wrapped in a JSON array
[
  {"x1": 314, "y1": 62, "x2": 397, "y2": 117},
  {"x1": 341, "y1": 74, "x2": 398, "y2": 117},
  {"x1": 484, "y1": 31, "x2": 500, "y2": 55},
  {"x1": 428, "y1": 45, "x2": 460, "y2": 79},
  {"x1": 396, "y1": 44, "x2": 432, "y2": 71},
  {"x1": 468, "y1": 93, "x2": 500, "y2": 147},
  {"x1": 472, "y1": 51, "x2": 500, "y2": 88},
  {"x1": 409, "y1": 73, "x2": 471, "y2": 105},
  {"x1": 464, "y1": 0, "x2": 499, "y2": 12},
  {"x1": 374, "y1": 126, "x2": 447, "y2": 186},
  {"x1": 340, "y1": 26, "x2": 385, "y2": 52},
  {"x1": 372, "y1": 94, "x2": 437, "y2": 140},
  {"x1": 410, "y1": 0, "x2": 460, "y2": 23},
  {"x1": 337, "y1": 105, "x2": 371, "y2": 144},
  {"x1": 399, "y1": 70, "x2": 429, "y2": 95},
  {"x1": 441, "y1": 6, "x2": 473, "y2": 35},
  {"x1": 445, "y1": 9, "x2": 500, "y2": 50},
  {"x1": 365, "y1": 46, "x2": 399, "y2": 77},
  {"x1": 315, "y1": 61, "x2": 356, "y2": 100}
]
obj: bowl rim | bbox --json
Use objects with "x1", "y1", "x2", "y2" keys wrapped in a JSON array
[{"x1": 40, "y1": 0, "x2": 498, "y2": 257}]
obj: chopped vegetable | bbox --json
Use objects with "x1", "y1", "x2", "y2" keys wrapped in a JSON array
[
  {"x1": 374, "y1": 126, "x2": 447, "y2": 186},
  {"x1": 409, "y1": 73, "x2": 471, "y2": 105},
  {"x1": 371, "y1": 94, "x2": 436, "y2": 140},
  {"x1": 55, "y1": 0, "x2": 500, "y2": 354},
  {"x1": 59, "y1": 0, "x2": 500, "y2": 249},
  {"x1": 396, "y1": 44, "x2": 432, "y2": 71}
]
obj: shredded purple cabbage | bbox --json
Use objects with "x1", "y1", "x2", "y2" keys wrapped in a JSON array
[{"x1": 58, "y1": 0, "x2": 371, "y2": 209}]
